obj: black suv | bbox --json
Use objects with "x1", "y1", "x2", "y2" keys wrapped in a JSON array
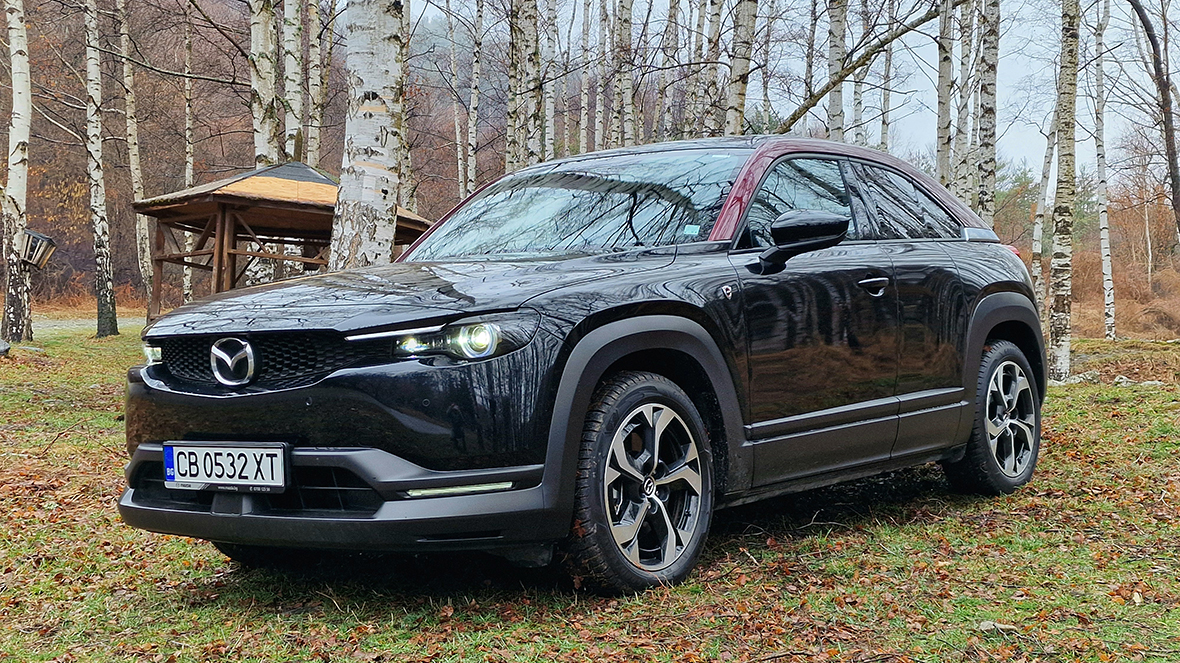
[{"x1": 119, "y1": 137, "x2": 1045, "y2": 593}]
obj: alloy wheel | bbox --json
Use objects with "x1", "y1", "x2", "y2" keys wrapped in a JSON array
[
  {"x1": 985, "y1": 360, "x2": 1036, "y2": 478},
  {"x1": 602, "y1": 403, "x2": 704, "y2": 572}
]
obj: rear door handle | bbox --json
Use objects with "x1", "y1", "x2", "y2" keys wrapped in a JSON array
[{"x1": 857, "y1": 276, "x2": 890, "y2": 297}]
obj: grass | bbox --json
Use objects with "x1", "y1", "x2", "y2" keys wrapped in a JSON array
[{"x1": 1, "y1": 326, "x2": 1178, "y2": 662}]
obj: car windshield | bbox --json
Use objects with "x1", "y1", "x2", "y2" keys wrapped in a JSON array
[{"x1": 407, "y1": 149, "x2": 750, "y2": 260}]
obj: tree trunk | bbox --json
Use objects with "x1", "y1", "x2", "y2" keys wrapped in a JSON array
[
  {"x1": 595, "y1": 0, "x2": 610, "y2": 149},
  {"x1": 183, "y1": 4, "x2": 197, "y2": 303},
  {"x1": 827, "y1": 0, "x2": 848, "y2": 141},
  {"x1": 85, "y1": 0, "x2": 118, "y2": 337},
  {"x1": 952, "y1": 0, "x2": 975, "y2": 200},
  {"x1": 543, "y1": 0, "x2": 558, "y2": 159},
  {"x1": 445, "y1": 0, "x2": 465, "y2": 198},
  {"x1": 976, "y1": 0, "x2": 999, "y2": 227},
  {"x1": 328, "y1": 0, "x2": 404, "y2": 270},
  {"x1": 702, "y1": 0, "x2": 725, "y2": 136},
  {"x1": 1030, "y1": 111, "x2": 1056, "y2": 320},
  {"x1": 656, "y1": 0, "x2": 680, "y2": 140},
  {"x1": 306, "y1": 0, "x2": 333, "y2": 168},
  {"x1": 249, "y1": 0, "x2": 283, "y2": 166},
  {"x1": 850, "y1": 0, "x2": 870, "y2": 145},
  {"x1": 397, "y1": 3, "x2": 415, "y2": 211},
  {"x1": 804, "y1": 0, "x2": 818, "y2": 99},
  {"x1": 1094, "y1": 0, "x2": 1114, "y2": 340},
  {"x1": 467, "y1": 0, "x2": 483, "y2": 191},
  {"x1": 935, "y1": 0, "x2": 953, "y2": 182},
  {"x1": 282, "y1": 0, "x2": 304, "y2": 160},
  {"x1": 580, "y1": 0, "x2": 592, "y2": 152},
  {"x1": 1127, "y1": 0, "x2": 1180, "y2": 241},
  {"x1": 761, "y1": 0, "x2": 776, "y2": 132},
  {"x1": 1, "y1": 0, "x2": 31, "y2": 343},
  {"x1": 683, "y1": 0, "x2": 707, "y2": 138},
  {"x1": 725, "y1": 0, "x2": 758, "y2": 135},
  {"x1": 116, "y1": 0, "x2": 152, "y2": 297},
  {"x1": 615, "y1": 0, "x2": 636, "y2": 146},
  {"x1": 1048, "y1": 0, "x2": 1079, "y2": 382},
  {"x1": 878, "y1": 7, "x2": 893, "y2": 151}
]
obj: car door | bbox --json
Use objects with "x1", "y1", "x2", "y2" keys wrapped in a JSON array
[
  {"x1": 731, "y1": 157, "x2": 900, "y2": 486},
  {"x1": 846, "y1": 161, "x2": 970, "y2": 459}
]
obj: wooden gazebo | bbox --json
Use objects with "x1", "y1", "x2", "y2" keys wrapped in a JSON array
[{"x1": 134, "y1": 162, "x2": 430, "y2": 319}]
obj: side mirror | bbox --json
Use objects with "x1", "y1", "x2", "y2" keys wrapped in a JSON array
[{"x1": 757, "y1": 210, "x2": 850, "y2": 273}]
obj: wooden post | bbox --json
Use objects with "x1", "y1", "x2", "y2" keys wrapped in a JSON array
[
  {"x1": 221, "y1": 209, "x2": 237, "y2": 291},
  {"x1": 211, "y1": 204, "x2": 226, "y2": 293},
  {"x1": 148, "y1": 220, "x2": 165, "y2": 319}
]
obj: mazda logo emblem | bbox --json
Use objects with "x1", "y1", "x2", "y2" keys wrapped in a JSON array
[{"x1": 210, "y1": 337, "x2": 256, "y2": 386}]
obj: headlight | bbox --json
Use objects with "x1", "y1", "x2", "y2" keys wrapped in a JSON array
[
  {"x1": 142, "y1": 344, "x2": 162, "y2": 365},
  {"x1": 348, "y1": 310, "x2": 539, "y2": 362}
]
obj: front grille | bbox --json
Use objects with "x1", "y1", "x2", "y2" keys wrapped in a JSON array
[
  {"x1": 131, "y1": 463, "x2": 384, "y2": 517},
  {"x1": 158, "y1": 332, "x2": 389, "y2": 390}
]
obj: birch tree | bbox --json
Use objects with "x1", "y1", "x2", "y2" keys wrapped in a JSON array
[
  {"x1": 827, "y1": 0, "x2": 848, "y2": 141},
  {"x1": 543, "y1": 0, "x2": 558, "y2": 159},
  {"x1": 935, "y1": 0, "x2": 953, "y2": 182},
  {"x1": 684, "y1": 0, "x2": 708, "y2": 137},
  {"x1": 282, "y1": 0, "x2": 304, "y2": 160},
  {"x1": 85, "y1": 0, "x2": 118, "y2": 337},
  {"x1": 1093, "y1": 0, "x2": 1114, "y2": 339},
  {"x1": 1, "y1": 0, "x2": 31, "y2": 343},
  {"x1": 656, "y1": 0, "x2": 680, "y2": 140},
  {"x1": 702, "y1": 0, "x2": 725, "y2": 136},
  {"x1": 951, "y1": 0, "x2": 975, "y2": 200},
  {"x1": 183, "y1": 3, "x2": 197, "y2": 302},
  {"x1": 976, "y1": 0, "x2": 998, "y2": 226},
  {"x1": 250, "y1": 0, "x2": 283, "y2": 166},
  {"x1": 1048, "y1": 0, "x2": 1079, "y2": 381},
  {"x1": 328, "y1": 0, "x2": 405, "y2": 270},
  {"x1": 724, "y1": 0, "x2": 758, "y2": 135},
  {"x1": 115, "y1": 0, "x2": 152, "y2": 295},
  {"x1": 306, "y1": 0, "x2": 334, "y2": 168},
  {"x1": 850, "y1": 0, "x2": 870, "y2": 145},
  {"x1": 1030, "y1": 113, "x2": 1056, "y2": 318},
  {"x1": 467, "y1": 0, "x2": 483, "y2": 191},
  {"x1": 580, "y1": 0, "x2": 592, "y2": 151},
  {"x1": 446, "y1": 0, "x2": 465, "y2": 197},
  {"x1": 878, "y1": 0, "x2": 894, "y2": 151},
  {"x1": 595, "y1": 0, "x2": 610, "y2": 149},
  {"x1": 615, "y1": 0, "x2": 636, "y2": 146},
  {"x1": 761, "y1": 0, "x2": 776, "y2": 132}
]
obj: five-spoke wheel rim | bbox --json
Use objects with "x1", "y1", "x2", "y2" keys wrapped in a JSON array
[
  {"x1": 603, "y1": 403, "x2": 704, "y2": 572},
  {"x1": 985, "y1": 360, "x2": 1036, "y2": 478}
]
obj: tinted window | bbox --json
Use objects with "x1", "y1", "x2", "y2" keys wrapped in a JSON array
[
  {"x1": 408, "y1": 150, "x2": 749, "y2": 260},
  {"x1": 854, "y1": 163, "x2": 961, "y2": 239},
  {"x1": 742, "y1": 158, "x2": 852, "y2": 248}
]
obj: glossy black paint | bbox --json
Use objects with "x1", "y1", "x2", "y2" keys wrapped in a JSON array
[{"x1": 120, "y1": 137, "x2": 1045, "y2": 557}]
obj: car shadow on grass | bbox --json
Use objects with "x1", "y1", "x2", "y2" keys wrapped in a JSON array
[{"x1": 191, "y1": 463, "x2": 986, "y2": 609}]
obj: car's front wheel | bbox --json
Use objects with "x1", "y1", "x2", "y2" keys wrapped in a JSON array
[
  {"x1": 943, "y1": 340, "x2": 1041, "y2": 495},
  {"x1": 563, "y1": 371, "x2": 714, "y2": 594}
]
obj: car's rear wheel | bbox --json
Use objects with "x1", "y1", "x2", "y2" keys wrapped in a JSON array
[
  {"x1": 943, "y1": 340, "x2": 1040, "y2": 495},
  {"x1": 563, "y1": 371, "x2": 714, "y2": 594}
]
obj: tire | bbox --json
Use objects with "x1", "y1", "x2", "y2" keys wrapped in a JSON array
[
  {"x1": 562, "y1": 371, "x2": 714, "y2": 594},
  {"x1": 943, "y1": 340, "x2": 1041, "y2": 495}
]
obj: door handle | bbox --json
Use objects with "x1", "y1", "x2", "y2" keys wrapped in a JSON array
[{"x1": 857, "y1": 276, "x2": 890, "y2": 297}]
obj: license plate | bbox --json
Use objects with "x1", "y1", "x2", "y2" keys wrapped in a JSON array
[{"x1": 163, "y1": 442, "x2": 287, "y2": 493}]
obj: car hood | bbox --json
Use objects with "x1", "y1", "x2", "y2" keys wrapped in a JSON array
[{"x1": 143, "y1": 249, "x2": 675, "y2": 338}]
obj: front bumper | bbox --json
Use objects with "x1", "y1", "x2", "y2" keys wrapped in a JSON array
[{"x1": 117, "y1": 443, "x2": 569, "y2": 552}]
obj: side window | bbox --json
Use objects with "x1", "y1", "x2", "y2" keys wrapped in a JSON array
[
  {"x1": 914, "y1": 185, "x2": 963, "y2": 238},
  {"x1": 854, "y1": 163, "x2": 926, "y2": 239},
  {"x1": 741, "y1": 158, "x2": 853, "y2": 248}
]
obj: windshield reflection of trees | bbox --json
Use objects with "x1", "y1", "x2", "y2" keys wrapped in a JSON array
[{"x1": 411, "y1": 152, "x2": 747, "y2": 260}]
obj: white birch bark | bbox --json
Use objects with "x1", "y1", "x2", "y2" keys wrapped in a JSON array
[
  {"x1": 615, "y1": 0, "x2": 636, "y2": 146},
  {"x1": 580, "y1": 0, "x2": 592, "y2": 152},
  {"x1": 976, "y1": 0, "x2": 999, "y2": 227},
  {"x1": 1, "y1": 0, "x2": 31, "y2": 343},
  {"x1": 543, "y1": 0, "x2": 558, "y2": 159},
  {"x1": 850, "y1": 0, "x2": 869, "y2": 145},
  {"x1": 306, "y1": 0, "x2": 333, "y2": 168},
  {"x1": 878, "y1": 23, "x2": 892, "y2": 150},
  {"x1": 1144, "y1": 196, "x2": 1153, "y2": 284},
  {"x1": 804, "y1": 0, "x2": 818, "y2": 99},
  {"x1": 1048, "y1": 0, "x2": 1079, "y2": 381},
  {"x1": 702, "y1": 0, "x2": 725, "y2": 136},
  {"x1": 951, "y1": 0, "x2": 975, "y2": 200},
  {"x1": 115, "y1": 0, "x2": 152, "y2": 296},
  {"x1": 827, "y1": 0, "x2": 848, "y2": 141},
  {"x1": 446, "y1": 0, "x2": 465, "y2": 198},
  {"x1": 935, "y1": 0, "x2": 953, "y2": 182},
  {"x1": 282, "y1": 0, "x2": 304, "y2": 160},
  {"x1": 761, "y1": 0, "x2": 775, "y2": 132},
  {"x1": 467, "y1": 0, "x2": 483, "y2": 191},
  {"x1": 85, "y1": 0, "x2": 118, "y2": 337},
  {"x1": 506, "y1": 0, "x2": 521, "y2": 170},
  {"x1": 656, "y1": 0, "x2": 680, "y2": 140},
  {"x1": 328, "y1": 0, "x2": 404, "y2": 270},
  {"x1": 1030, "y1": 112, "x2": 1056, "y2": 319},
  {"x1": 397, "y1": 3, "x2": 415, "y2": 211},
  {"x1": 683, "y1": 0, "x2": 707, "y2": 138},
  {"x1": 724, "y1": 0, "x2": 758, "y2": 135},
  {"x1": 183, "y1": 5, "x2": 197, "y2": 303},
  {"x1": 523, "y1": 0, "x2": 543, "y2": 163},
  {"x1": 250, "y1": 0, "x2": 283, "y2": 165},
  {"x1": 595, "y1": 0, "x2": 610, "y2": 149},
  {"x1": 1094, "y1": 0, "x2": 1114, "y2": 339}
]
